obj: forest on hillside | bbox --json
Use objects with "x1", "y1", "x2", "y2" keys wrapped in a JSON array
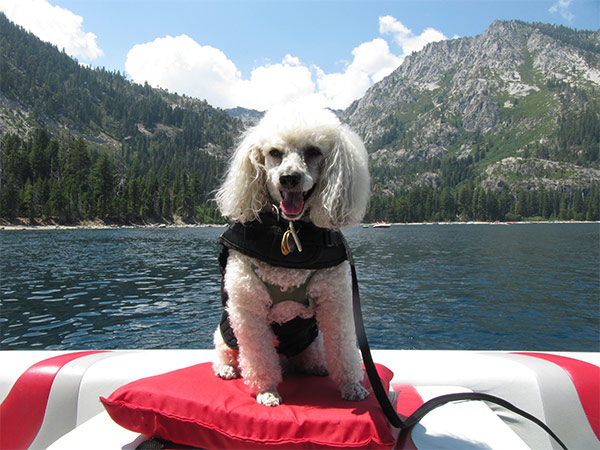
[
  {"x1": 1, "y1": 128, "x2": 598, "y2": 225},
  {"x1": 0, "y1": 13, "x2": 238, "y2": 225},
  {"x1": 364, "y1": 182, "x2": 599, "y2": 223},
  {"x1": 0, "y1": 130, "x2": 225, "y2": 224}
]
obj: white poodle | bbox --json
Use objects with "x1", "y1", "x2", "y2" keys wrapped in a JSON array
[{"x1": 213, "y1": 103, "x2": 370, "y2": 407}]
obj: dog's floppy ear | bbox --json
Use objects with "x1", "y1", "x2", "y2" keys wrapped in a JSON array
[
  {"x1": 310, "y1": 125, "x2": 370, "y2": 229},
  {"x1": 215, "y1": 133, "x2": 268, "y2": 223}
]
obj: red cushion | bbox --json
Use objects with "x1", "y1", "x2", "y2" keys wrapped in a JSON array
[{"x1": 101, "y1": 362, "x2": 395, "y2": 449}]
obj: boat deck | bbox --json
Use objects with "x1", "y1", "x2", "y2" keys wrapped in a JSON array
[{"x1": 0, "y1": 349, "x2": 597, "y2": 449}]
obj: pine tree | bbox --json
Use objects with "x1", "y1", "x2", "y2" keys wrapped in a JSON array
[
  {"x1": 22, "y1": 179, "x2": 34, "y2": 222},
  {"x1": 91, "y1": 153, "x2": 115, "y2": 219}
]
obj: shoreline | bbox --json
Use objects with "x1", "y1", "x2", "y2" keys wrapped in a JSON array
[
  {"x1": 384, "y1": 220, "x2": 599, "y2": 226},
  {"x1": 0, "y1": 223, "x2": 227, "y2": 231},
  {"x1": 0, "y1": 218, "x2": 227, "y2": 231},
  {"x1": 1, "y1": 219, "x2": 597, "y2": 231}
]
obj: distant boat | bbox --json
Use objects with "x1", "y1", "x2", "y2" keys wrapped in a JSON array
[{"x1": 373, "y1": 221, "x2": 391, "y2": 229}]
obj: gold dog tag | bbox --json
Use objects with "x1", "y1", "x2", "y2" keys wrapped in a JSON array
[
  {"x1": 281, "y1": 230, "x2": 295, "y2": 255},
  {"x1": 281, "y1": 222, "x2": 302, "y2": 255}
]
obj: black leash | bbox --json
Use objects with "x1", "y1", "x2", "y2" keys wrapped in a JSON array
[{"x1": 341, "y1": 234, "x2": 569, "y2": 450}]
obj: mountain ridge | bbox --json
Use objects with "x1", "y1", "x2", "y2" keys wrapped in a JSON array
[
  {"x1": 0, "y1": 12, "x2": 242, "y2": 151},
  {"x1": 341, "y1": 20, "x2": 599, "y2": 200}
]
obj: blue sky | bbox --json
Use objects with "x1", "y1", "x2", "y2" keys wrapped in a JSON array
[{"x1": 1, "y1": 0, "x2": 598, "y2": 110}]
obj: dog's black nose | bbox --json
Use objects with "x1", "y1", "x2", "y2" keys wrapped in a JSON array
[{"x1": 280, "y1": 173, "x2": 302, "y2": 188}]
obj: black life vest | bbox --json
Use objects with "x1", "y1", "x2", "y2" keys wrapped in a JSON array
[{"x1": 218, "y1": 214, "x2": 347, "y2": 357}]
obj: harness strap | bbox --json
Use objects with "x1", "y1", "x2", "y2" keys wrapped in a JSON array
[
  {"x1": 340, "y1": 234, "x2": 569, "y2": 450},
  {"x1": 218, "y1": 214, "x2": 347, "y2": 270}
]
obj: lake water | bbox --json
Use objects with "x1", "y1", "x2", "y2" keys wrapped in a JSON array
[{"x1": 1, "y1": 223, "x2": 598, "y2": 351}]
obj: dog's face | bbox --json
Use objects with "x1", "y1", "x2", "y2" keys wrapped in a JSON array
[
  {"x1": 263, "y1": 143, "x2": 325, "y2": 220},
  {"x1": 216, "y1": 103, "x2": 370, "y2": 229}
]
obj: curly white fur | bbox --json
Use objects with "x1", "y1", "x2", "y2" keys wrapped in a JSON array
[{"x1": 213, "y1": 102, "x2": 370, "y2": 406}]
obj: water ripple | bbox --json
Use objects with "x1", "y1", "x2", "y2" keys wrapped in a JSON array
[{"x1": 1, "y1": 224, "x2": 598, "y2": 351}]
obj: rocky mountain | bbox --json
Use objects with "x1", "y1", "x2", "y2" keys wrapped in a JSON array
[
  {"x1": 341, "y1": 20, "x2": 600, "y2": 196},
  {"x1": 225, "y1": 107, "x2": 264, "y2": 126}
]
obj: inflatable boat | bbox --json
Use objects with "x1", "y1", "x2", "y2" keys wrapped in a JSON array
[{"x1": 0, "y1": 349, "x2": 597, "y2": 449}]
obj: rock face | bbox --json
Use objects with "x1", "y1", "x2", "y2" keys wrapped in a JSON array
[
  {"x1": 225, "y1": 107, "x2": 264, "y2": 126},
  {"x1": 341, "y1": 20, "x2": 600, "y2": 193},
  {"x1": 482, "y1": 157, "x2": 600, "y2": 192}
]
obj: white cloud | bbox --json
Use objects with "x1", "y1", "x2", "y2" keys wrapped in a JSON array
[
  {"x1": 379, "y1": 15, "x2": 412, "y2": 40},
  {"x1": 125, "y1": 17, "x2": 429, "y2": 111},
  {"x1": 232, "y1": 55, "x2": 318, "y2": 111},
  {"x1": 549, "y1": 0, "x2": 575, "y2": 22},
  {"x1": 125, "y1": 35, "x2": 319, "y2": 110},
  {"x1": 351, "y1": 38, "x2": 404, "y2": 83},
  {"x1": 316, "y1": 38, "x2": 402, "y2": 109},
  {"x1": 0, "y1": 0, "x2": 103, "y2": 61},
  {"x1": 125, "y1": 34, "x2": 241, "y2": 108},
  {"x1": 379, "y1": 15, "x2": 447, "y2": 56}
]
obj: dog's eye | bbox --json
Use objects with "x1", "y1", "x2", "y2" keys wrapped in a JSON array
[
  {"x1": 304, "y1": 146, "x2": 321, "y2": 159},
  {"x1": 269, "y1": 149, "x2": 283, "y2": 159}
]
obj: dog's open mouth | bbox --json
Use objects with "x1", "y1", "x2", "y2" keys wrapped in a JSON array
[
  {"x1": 280, "y1": 188, "x2": 313, "y2": 219},
  {"x1": 280, "y1": 191, "x2": 305, "y2": 218}
]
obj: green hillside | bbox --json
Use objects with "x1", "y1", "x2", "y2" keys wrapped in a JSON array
[{"x1": 0, "y1": 13, "x2": 241, "y2": 224}]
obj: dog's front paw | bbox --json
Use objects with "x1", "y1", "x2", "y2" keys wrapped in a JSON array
[
  {"x1": 214, "y1": 363, "x2": 240, "y2": 380},
  {"x1": 257, "y1": 390, "x2": 282, "y2": 407},
  {"x1": 341, "y1": 382, "x2": 369, "y2": 401}
]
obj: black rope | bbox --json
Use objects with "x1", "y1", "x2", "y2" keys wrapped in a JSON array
[{"x1": 341, "y1": 233, "x2": 568, "y2": 450}]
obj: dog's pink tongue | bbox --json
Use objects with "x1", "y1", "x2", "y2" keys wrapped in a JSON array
[{"x1": 281, "y1": 192, "x2": 304, "y2": 216}]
